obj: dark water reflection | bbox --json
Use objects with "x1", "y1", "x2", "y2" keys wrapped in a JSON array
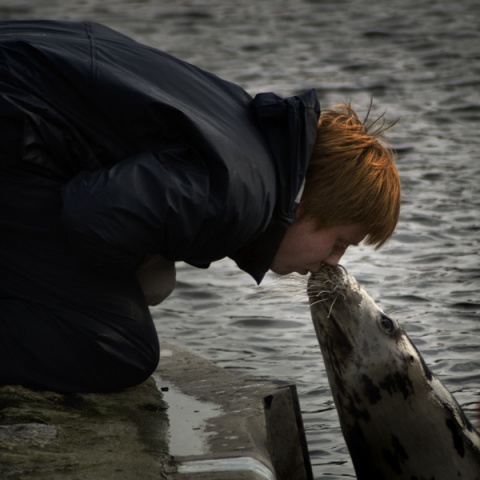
[{"x1": 3, "y1": 0, "x2": 479, "y2": 477}]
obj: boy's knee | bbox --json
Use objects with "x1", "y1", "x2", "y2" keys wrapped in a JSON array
[
  {"x1": 0, "y1": 296, "x2": 160, "y2": 394},
  {"x1": 89, "y1": 332, "x2": 160, "y2": 392}
]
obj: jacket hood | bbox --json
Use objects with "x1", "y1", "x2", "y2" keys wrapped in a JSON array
[
  {"x1": 229, "y1": 89, "x2": 320, "y2": 283},
  {"x1": 251, "y1": 89, "x2": 320, "y2": 224}
]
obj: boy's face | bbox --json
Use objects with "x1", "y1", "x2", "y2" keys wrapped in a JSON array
[{"x1": 270, "y1": 215, "x2": 366, "y2": 276}]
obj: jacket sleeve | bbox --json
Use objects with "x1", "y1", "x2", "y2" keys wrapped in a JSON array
[
  {"x1": 1, "y1": 21, "x2": 279, "y2": 278},
  {"x1": 61, "y1": 142, "x2": 214, "y2": 274}
]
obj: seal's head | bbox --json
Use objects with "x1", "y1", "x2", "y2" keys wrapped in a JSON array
[
  {"x1": 308, "y1": 265, "x2": 413, "y2": 385},
  {"x1": 308, "y1": 264, "x2": 480, "y2": 480}
]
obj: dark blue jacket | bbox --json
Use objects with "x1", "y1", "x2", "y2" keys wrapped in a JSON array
[{"x1": 0, "y1": 20, "x2": 320, "y2": 283}]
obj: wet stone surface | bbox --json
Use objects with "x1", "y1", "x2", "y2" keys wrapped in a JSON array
[{"x1": 0, "y1": 378, "x2": 174, "y2": 479}]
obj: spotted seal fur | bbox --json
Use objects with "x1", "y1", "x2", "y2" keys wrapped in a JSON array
[{"x1": 308, "y1": 265, "x2": 480, "y2": 480}]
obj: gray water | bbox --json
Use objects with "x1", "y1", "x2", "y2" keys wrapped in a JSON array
[{"x1": 2, "y1": 0, "x2": 478, "y2": 477}]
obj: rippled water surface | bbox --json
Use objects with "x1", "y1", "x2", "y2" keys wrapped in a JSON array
[{"x1": 2, "y1": 0, "x2": 479, "y2": 477}]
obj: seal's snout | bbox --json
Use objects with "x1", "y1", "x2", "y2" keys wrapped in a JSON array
[
  {"x1": 308, "y1": 264, "x2": 349, "y2": 302},
  {"x1": 309, "y1": 264, "x2": 343, "y2": 286},
  {"x1": 315, "y1": 264, "x2": 344, "y2": 279}
]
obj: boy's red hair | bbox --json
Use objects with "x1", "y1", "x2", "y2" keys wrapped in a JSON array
[{"x1": 301, "y1": 104, "x2": 401, "y2": 248}]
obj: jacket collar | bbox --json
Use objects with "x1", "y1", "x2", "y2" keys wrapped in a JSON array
[{"x1": 230, "y1": 89, "x2": 320, "y2": 284}]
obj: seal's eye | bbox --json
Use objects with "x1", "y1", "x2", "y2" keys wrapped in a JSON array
[{"x1": 378, "y1": 315, "x2": 395, "y2": 334}]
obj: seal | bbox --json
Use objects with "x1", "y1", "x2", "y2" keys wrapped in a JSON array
[{"x1": 308, "y1": 265, "x2": 480, "y2": 480}]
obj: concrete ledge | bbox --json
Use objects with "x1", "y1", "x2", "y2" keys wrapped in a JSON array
[{"x1": 0, "y1": 343, "x2": 312, "y2": 480}]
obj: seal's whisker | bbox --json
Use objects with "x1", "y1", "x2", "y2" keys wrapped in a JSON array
[
  {"x1": 248, "y1": 291, "x2": 306, "y2": 304},
  {"x1": 309, "y1": 289, "x2": 335, "y2": 299},
  {"x1": 309, "y1": 297, "x2": 331, "y2": 308},
  {"x1": 248, "y1": 274, "x2": 310, "y2": 305},
  {"x1": 327, "y1": 296, "x2": 338, "y2": 318},
  {"x1": 307, "y1": 284, "x2": 338, "y2": 298}
]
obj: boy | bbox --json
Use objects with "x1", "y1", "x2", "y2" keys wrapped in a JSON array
[{"x1": 0, "y1": 20, "x2": 399, "y2": 392}]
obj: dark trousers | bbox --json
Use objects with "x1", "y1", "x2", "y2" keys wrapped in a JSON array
[{"x1": 0, "y1": 169, "x2": 159, "y2": 393}]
